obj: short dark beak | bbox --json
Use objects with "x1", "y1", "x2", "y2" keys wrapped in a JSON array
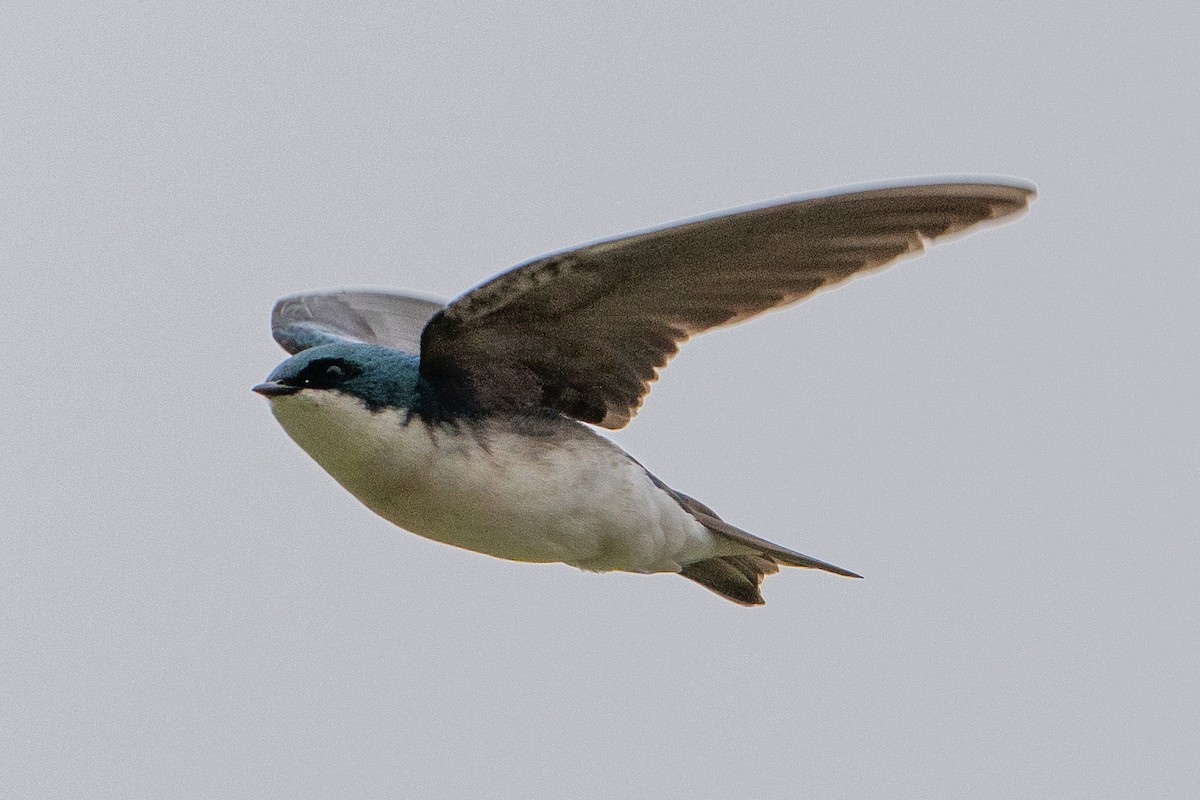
[{"x1": 252, "y1": 381, "x2": 301, "y2": 397}]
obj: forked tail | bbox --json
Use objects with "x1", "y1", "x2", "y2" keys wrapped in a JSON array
[{"x1": 654, "y1": 479, "x2": 861, "y2": 605}]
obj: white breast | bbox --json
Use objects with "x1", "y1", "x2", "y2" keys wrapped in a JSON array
[{"x1": 267, "y1": 390, "x2": 721, "y2": 573}]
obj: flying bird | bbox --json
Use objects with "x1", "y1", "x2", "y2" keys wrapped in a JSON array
[{"x1": 254, "y1": 179, "x2": 1034, "y2": 605}]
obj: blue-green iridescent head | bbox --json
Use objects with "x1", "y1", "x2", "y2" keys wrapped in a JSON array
[{"x1": 254, "y1": 342, "x2": 423, "y2": 412}]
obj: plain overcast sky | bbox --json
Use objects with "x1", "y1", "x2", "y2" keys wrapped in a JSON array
[{"x1": 4, "y1": 3, "x2": 1197, "y2": 798}]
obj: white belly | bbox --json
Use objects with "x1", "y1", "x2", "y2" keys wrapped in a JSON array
[{"x1": 267, "y1": 391, "x2": 720, "y2": 573}]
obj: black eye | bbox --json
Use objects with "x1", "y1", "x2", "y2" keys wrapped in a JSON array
[{"x1": 294, "y1": 358, "x2": 359, "y2": 389}]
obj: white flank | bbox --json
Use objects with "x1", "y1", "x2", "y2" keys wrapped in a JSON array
[{"x1": 267, "y1": 390, "x2": 727, "y2": 573}]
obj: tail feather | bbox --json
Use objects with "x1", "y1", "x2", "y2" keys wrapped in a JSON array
[
  {"x1": 639, "y1": 464, "x2": 861, "y2": 605},
  {"x1": 680, "y1": 554, "x2": 780, "y2": 606}
]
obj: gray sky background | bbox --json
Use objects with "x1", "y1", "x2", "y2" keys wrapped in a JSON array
[{"x1": 4, "y1": 3, "x2": 1197, "y2": 798}]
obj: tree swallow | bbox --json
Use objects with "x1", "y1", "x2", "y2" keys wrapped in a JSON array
[{"x1": 254, "y1": 179, "x2": 1034, "y2": 605}]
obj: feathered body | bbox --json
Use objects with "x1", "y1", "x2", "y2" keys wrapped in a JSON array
[
  {"x1": 256, "y1": 179, "x2": 1034, "y2": 604},
  {"x1": 268, "y1": 387, "x2": 728, "y2": 572}
]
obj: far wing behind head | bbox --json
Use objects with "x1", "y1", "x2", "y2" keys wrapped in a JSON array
[
  {"x1": 419, "y1": 180, "x2": 1035, "y2": 428},
  {"x1": 272, "y1": 290, "x2": 446, "y2": 354}
]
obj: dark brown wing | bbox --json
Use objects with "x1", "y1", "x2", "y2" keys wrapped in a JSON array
[
  {"x1": 420, "y1": 180, "x2": 1034, "y2": 427},
  {"x1": 271, "y1": 290, "x2": 445, "y2": 354}
]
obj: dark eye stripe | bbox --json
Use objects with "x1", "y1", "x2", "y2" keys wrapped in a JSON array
[{"x1": 292, "y1": 358, "x2": 360, "y2": 388}]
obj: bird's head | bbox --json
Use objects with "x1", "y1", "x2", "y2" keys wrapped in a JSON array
[{"x1": 253, "y1": 342, "x2": 422, "y2": 412}]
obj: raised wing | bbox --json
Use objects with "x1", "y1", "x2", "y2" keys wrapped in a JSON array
[
  {"x1": 271, "y1": 290, "x2": 445, "y2": 354},
  {"x1": 418, "y1": 180, "x2": 1034, "y2": 428}
]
